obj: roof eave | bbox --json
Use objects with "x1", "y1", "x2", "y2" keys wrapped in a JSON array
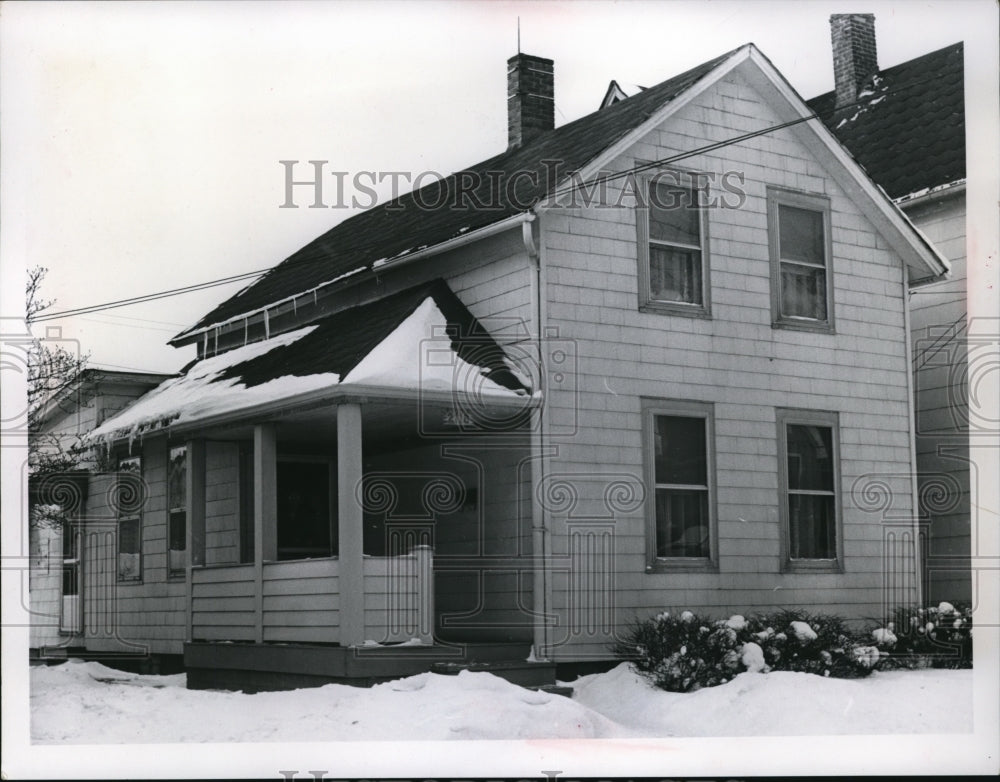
[{"x1": 91, "y1": 383, "x2": 539, "y2": 447}]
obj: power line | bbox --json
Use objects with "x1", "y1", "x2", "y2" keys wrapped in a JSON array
[
  {"x1": 29, "y1": 269, "x2": 267, "y2": 323},
  {"x1": 27, "y1": 73, "x2": 935, "y2": 326}
]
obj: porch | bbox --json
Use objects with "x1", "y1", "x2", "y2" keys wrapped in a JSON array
[{"x1": 180, "y1": 393, "x2": 547, "y2": 687}]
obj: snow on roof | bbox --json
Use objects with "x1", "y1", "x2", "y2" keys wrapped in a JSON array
[{"x1": 91, "y1": 280, "x2": 530, "y2": 444}]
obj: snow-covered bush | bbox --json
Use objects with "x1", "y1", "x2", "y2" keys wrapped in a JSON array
[
  {"x1": 613, "y1": 608, "x2": 877, "y2": 692},
  {"x1": 878, "y1": 603, "x2": 973, "y2": 669}
]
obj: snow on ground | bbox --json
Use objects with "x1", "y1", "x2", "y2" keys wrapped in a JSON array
[{"x1": 30, "y1": 659, "x2": 972, "y2": 744}]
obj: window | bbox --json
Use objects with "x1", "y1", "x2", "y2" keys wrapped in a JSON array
[
  {"x1": 116, "y1": 456, "x2": 143, "y2": 582},
  {"x1": 642, "y1": 399, "x2": 716, "y2": 570},
  {"x1": 167, "y1": 446, "x2": 187, "y2": 577},
  {"x1": 637, "y1": 172, "x2": 710, "y2": 317},
  {"x1": 768, "y1": 188, "x2": 834, "y2": 331},
  {"x1": 277, "y1": 458, "x2": 336, "y2": 561},
  {"x1": 777, "y1": 409, "x2": 842, "y2": 571}
]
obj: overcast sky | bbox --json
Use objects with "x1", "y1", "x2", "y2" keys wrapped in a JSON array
[{"x1": 1, "y1": 0, "x2": 993, "y2": 374}]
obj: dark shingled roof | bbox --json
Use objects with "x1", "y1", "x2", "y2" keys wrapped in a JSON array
[
  {"x1": 216, "y1": 278, "x2": 528, "y2": 394},
  {"x1": 806, "y1": 43, "x2": 965, "y2": 201},
  {"x1": 177, "y1": 46, "x2": 743, "y2": 340}
]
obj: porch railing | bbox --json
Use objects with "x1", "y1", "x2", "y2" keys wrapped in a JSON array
[{"x1": 189, "y1": 546, "x2": 433, "y2": 646}]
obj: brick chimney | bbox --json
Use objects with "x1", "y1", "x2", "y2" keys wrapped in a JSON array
[
  {"x1": 830, "y1": 14, "x2": 879, "y2": 110},
  {"x1": 507, "y1": 53, "x2": 554, "y2": 150}
]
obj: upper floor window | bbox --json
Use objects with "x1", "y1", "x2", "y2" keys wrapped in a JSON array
[
  {"x1": 767, "y1": 188, "x2": 834, "y2": 331},
  {"x1": 167, "y1": 446, "x2": 187, "y2": 577},
  {"x1": 642, "y1": 398, "x2": 716, "y2": 571},
  {"x1": 637, "y1": 172, "x2": 710, "y2": 317},
  {"x1": 116, "y1": 455, "x2": 143, "y2": 583},
  {"x1": 777, "y1": 408, "x2": 842, "y2": 572}
]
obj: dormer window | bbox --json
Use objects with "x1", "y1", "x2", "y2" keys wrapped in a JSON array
[{"x1": 636, "y1": 172, "x2": 711, "y2": 318}]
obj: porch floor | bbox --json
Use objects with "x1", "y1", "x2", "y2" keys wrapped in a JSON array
[{"x1": 184, "y1": 640, "x2": 556, "y2": 692}]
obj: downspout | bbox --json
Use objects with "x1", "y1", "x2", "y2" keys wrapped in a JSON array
[
  {"x1": 902, "y1": 273, "x2": 924, "y2": 608},
  {"x1": 522, "y1": 213, "x2": 551, "y2": 661}
]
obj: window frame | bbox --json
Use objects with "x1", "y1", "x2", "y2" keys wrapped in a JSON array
[
  {"x1": 767, "y1": 186, "x2": 835, "y2": 333},
  {"x1": 636, "y1": 168, "x2": 712, "y2": 319},
  {"x1": 167, "y1": 444, "x2": 187, "y2": 579},
  {"x1": 116, "y1": 455, "x2": 143, "y2": 584},
  {"x1": 641, "y1": 398, "x2": 718, "y2": 573},
  {"x1": 776, "y1": 408, "x2": 843, "y2": 573}
]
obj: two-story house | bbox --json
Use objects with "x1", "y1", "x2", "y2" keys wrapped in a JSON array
[{"x1": 80, "y1": 41, "x2": 949, "y2": 689}]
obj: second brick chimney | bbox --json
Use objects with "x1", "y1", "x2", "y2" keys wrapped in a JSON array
[
  {"x1": 830, "y1": 14, "x2": 879, "y2": 110},
  {"x1": 507, "y1": 53, "x2": 554, "y2": 150}
]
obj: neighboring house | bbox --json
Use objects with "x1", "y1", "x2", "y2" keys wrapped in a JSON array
[
  {"x1": 81, "y1": 39, "x2": 949, "y2": 689},
  {"x1": 805, "y1": 15, "x2": 969, "y2": 604},
  {"x1": 28, "y1": 369, "x2": 172, "y2": 659}
]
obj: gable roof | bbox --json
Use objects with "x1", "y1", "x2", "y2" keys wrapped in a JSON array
[
  {"x1": 94, "y1": 279, "x2": 529, "y2": 443},
  {"x1": 806, "y1": 43, "x2": 965, "y2": 201},
  {"x1": 172, "y1": 47, "x2": 742, "y2": 344},
  {"x1": 176, "y1": 41, "x2": 953, "y2": 345}
]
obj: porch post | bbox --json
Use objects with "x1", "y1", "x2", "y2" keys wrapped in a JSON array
[
  {"x1": 337, "y1": 403, "x2": 365, "y2": 646},
  {"x1": 185, "y1": 439, "x2": 206, "y2": 642},
  {"x1": 413, "y1": 544, "x2": 434, "y2": 644},
  {"x1": 253, "y1": 424, "x2": 277, "y2": 643}
]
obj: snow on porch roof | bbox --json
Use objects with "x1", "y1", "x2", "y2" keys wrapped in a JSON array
[{"x1": 90, "y1": 280, "x2": 531, "y2": 444}]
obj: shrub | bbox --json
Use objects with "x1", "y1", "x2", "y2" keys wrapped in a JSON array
[
  {"x1": 873, "y1": 602, "x2": 973, "y2": 670},
  {"x1": 613, "y1": 608, "x2": 879, "y2": 692}
]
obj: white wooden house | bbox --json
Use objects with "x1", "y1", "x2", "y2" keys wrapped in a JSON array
[{"x1": 74, "y1": 41, "x2": 950, "y2": 688}]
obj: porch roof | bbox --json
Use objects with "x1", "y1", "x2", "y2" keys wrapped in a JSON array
[{"x1": 90, "y1": 279, "x2": 531, "y2": 444}]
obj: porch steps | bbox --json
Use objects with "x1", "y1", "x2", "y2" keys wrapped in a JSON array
[{"x1": 430, "y1": 659, "x2": 558, "y2": 689}]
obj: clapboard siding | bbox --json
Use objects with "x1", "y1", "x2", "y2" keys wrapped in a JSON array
[
  {"x1": 261, "y1": 558, "x2": 339, "y2": 643},
  {"x1": 204, "y1": 441, "x2": 241, "y2": 565},
  {"x1": 191, "y1": 563, "x2": 255, "y2": 641},
  {"x1": 80, "y1": 441, "x2": 187, "y2": 655},
  {"x1": 29, "y1": 524, "x2": 66, "y2": 649},
  {"x1": 905, "y1": 192, "x2": 970, "y2": 603},
  {"x1": 537, "y1": 67, "x2": 920, "y2": 659}
]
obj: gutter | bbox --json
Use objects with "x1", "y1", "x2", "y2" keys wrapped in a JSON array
[
  {"x1": 902, "y1": 272, "x2": 924, "y2": 607},
  {"x1": 894, "y1": 179, "x2": 966, "y2": 211},
  {"x1": 171, "y1": 213, "x2": 535, "y2": 347}
]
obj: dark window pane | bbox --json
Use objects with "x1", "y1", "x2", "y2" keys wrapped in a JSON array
[
  {"x1": 168, "y1": 447, "x2": 186, "y2": 511},
  {"x1": 650, "y1": 246, "x2": 702, "y2": 304},
  {"x1": 788, "y1": 494, "x2": 836, "y2": 559},
  {"x1": 786, "y1": 424, "x2": 834, "y2": 490},
  {"x1": 118, "y1": 518, "x2": 141, "y2": 580},
  {"x1": 655, "y1": 488, "x2": 709, "y2": 557},
  {"x1": 780, "y1": 263, "x2": 827, "y2": 319},
  {"x1": 62, "y1": 562, "x2": 79, "y2": 596},
  {"x1": 277, "y1": 461, "x2": 333, "y2": 560},
  {"x1": 648, "y1": 183, "x2": 700, "y2": 245},
  {"x1": 62, "y1": 520, "x2": 77, "y2": 559},
  {"x1": 116, "y1": 457, "x2": 144, "y2": 517},
  {"x1": 654, "y1": 415, "x2": 707, "y2": 485},
  {"x1": 778, "y1": 204, "x2": 824, "y2": 263}
]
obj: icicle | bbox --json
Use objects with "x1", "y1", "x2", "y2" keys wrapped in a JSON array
[
  {"x1": 243, "y1": 317, "x2": 249, "y2": 346},
  {"x1": 313, "y1": 289, "x2": 318, "y2": 306},
  {"x1": 202, "y1": 330, "x2": 208, "y2": 357},
  {"x1": 214, "y1": 327, "x2": 219, "y2": 355},
  {"x1": 293, "y1": 296, "x2": 298, "y2": 315},
  {"x1": 264, "y1": 308, "x2": 270, "y2": 339}
]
